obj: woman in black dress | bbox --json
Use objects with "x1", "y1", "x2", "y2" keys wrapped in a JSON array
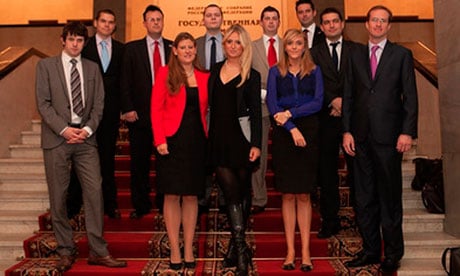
[
  {"x1": 266, "y1": 29, "x2": 324, "y2": 272},
  {"x1": 208, "y1": 24, "x2": 262, "y2": 275},
  {"x1": 151, "y1": 32, "x2": 209, "y2": 270}
]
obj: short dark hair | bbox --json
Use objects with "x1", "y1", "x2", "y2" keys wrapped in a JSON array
[
  {"x1": 95, "y1": 9, "x2": 116, "y2": 21},
  {"x1": 203, "y1": 3, "x2": 223, "y2": 17},
  {"x1": 260, "y1": 6, "x2": 280, "y2": 21},
  {"x1": 366, "y1": 5, "x2": 393, "y2": 22},
  {"x1": 319, "y1": 7, "x2": 343, "y2": 24},
  {"x1": 143, "y1": 5, "x2": 164, "y2": 21},
  {"x1": 295, "y1": 0, "x2": 315, "y2": 12},
  {"x1": 61, "y1": 21, "x2": 88, "y2": 42}
]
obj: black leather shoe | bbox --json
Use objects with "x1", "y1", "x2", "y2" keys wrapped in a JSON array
[
  {"x1": 380, "y1": 257, "x2": 400, "y2": 274},
  {"x1": 106, "y1": 209, "x2": 121, "y2": 219},
  {"x1": 345, "y1": 254, "x2": 380, "y2": 267},
  {"x1": 184, "y1": 260, "x2": 196, "y2": 268},
  {"x1": 56, "y1": 255, "x2": 75, "y2": 272},
  {"x1": 317, "y1": 224, "x2": 340, "y2": 239},
  {"x1": 169, "y1": 262, "x2": 183, "y2": 270},
  {"x1": 251, "y1": 205, "x2": 266, "y2": 214},
  {"x1": 129, "y1": 210, "x2": 147, "y2": 219}
]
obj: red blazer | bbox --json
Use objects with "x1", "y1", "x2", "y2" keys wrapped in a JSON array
[{"x1": 151, "y1": 66, "x2": 209, "y2": 146}]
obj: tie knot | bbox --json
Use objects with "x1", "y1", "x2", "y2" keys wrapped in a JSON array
[
  {"x1": 154, "y1": 40, "x2": 159, "y2": 46},
  {"x1": 269, "y1": 38, "x2": 275, "y2": 44},
  {"x1": 70, "y1": 58, "x2": 77, "y2": 66},
  {"x1": 210, "y1": 36, "x2": 216, "y2": 42},
  {"x1": 101, "y1": 40, "x2": 106, "y2": 46},
  {"x1": 303, "y1": 29, "x2": 309, "y2": 34},
  {"x1": 371, "y1": 45, "x2": 379, "y2": 53},
  {"x1": 330, "y1": 41, "x2": 340, "y2": 48}
]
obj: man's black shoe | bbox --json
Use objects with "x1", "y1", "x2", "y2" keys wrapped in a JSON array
[
  {"x1": 379, "y1": 257, "x2": 400, "y2": 274},
  {"x1": 106, "y1": 209, "x2": 121, "y2": 219},
  {"x1": 345, "y1": 254, "x2": 380, "y2": 267},
  {"x1": 317, "y1": 224, "x2": 340, "y2": 239},
  {"x1": 129, "y1": 210, "x2": 148, "y2": 219}
]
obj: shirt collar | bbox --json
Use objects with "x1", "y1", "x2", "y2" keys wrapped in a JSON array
[
  {"x1": 326, "y1": 36, "x2": 343, "y2": 46},
  {"x1": 368, "y1": 39, "x2": 387, "y2": 51},
  {"x1": 95, "y1": 34, "x2": 112, "y2": 46},
  {"x1": 147, "y1": 36, "x2": 164, "y2": 46},
  {"x1": 263, "y1": 34, "x2": 279, "y2": 44},
  {"x1": 206, "y1": 33, "x2": 222, "y2": 42},
  {"x1": 61, "y1": 51, "x2": 81, "y2": 64}
]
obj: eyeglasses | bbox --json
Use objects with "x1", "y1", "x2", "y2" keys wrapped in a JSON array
[{"x1": 370, "y1": 17, "x2": 389, "y2": 23}]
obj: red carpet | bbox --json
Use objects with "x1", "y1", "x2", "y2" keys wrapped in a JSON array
[{"x1": 5, "y1": 135, "x2": 383, "y2": 275}]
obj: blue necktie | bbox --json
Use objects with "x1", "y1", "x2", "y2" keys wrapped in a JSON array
[{"x1": 100, "y1": 40, "x2": 109, "y2": 73}]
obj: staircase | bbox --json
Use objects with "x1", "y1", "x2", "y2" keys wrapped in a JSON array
[{"x1": 0, "y1": 120, "x2": 459, "y2": 275}]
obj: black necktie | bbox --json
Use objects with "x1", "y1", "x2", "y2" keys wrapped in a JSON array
[
  {"x1": 330, "y1": 41, "x2": 340, "y2": 70},
  {"x1": 210, "y1": 37, "x2": 216, "y2": 69}
]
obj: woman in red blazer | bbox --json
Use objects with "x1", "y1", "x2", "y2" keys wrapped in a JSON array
[{"x1": 150, "y1": 32, "x2": 209, "y2": 271}]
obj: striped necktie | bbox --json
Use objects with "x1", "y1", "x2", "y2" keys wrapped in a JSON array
[{"x1": 70, "y1": 59, "x2": 83, "y2": 117}]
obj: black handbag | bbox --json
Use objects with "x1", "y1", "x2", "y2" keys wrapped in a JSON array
[{"x1": 442, "y1": 247, "x2": 460, "y2": 276}]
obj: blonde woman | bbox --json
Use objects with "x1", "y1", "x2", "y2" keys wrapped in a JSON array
[
  {"x1": 266, "y1": 28, "x2": 324, "y2": 272},
  {"x1": 207, "y1": 24, "x2": 262, "y2": 275}
]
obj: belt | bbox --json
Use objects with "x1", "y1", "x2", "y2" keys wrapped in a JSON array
[{"x1": 69, "y1": 123, "x2": 81, "y2": 128}]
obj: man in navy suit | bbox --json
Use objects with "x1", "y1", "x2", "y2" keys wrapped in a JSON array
[
  {"x1": 310, "y1": 7, "x2": 356, "y2": 239},
  {"x1": 342, "y1": 5, "x2": 418, "y2": 274},
  {"x1": 67, "y1": 9, "x2": 125, "y2": 219},
  {"x1": 120, "y1": 5, "x2": 172, "y2": 219}
]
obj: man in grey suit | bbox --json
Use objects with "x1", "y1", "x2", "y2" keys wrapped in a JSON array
[
  {"x1": 342, "y1": 6, "x2": 418, "y2": 273},
  {"x1": 35, "y1": 22, "x2": 127, "y2": 272},
  {"x1": 195, "y1": 3, "x2": 226, "y2": 214},
  {"x1": 250, "y1": 5, "x2": 283, "y2": 214},
  {"x1": 196, "y1": 4, "x2": 225, "y2": 70}
]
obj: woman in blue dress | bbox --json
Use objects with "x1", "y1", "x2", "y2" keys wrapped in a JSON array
[{"x1": 266, "y1": 28, "x2": 323, "y2": 272}]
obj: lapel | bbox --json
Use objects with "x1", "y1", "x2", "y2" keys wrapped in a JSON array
[
  {"x1": 253, "y1": 38, "x2": 269, "y2": 71},
  {"x1": 319, "y1": 40, "x2": 339, "y2": 76},
  {"x1": 373, "y1": 41, "x2": 393, "y2": 82},
  {"x1": 139, "y1": 38, "x2": 152, "y2": 83},
  {"x1": 54, "y1": 56, "x2": 70, "y2": 102},
  {"x1": 81, "y1": 59, "x2": 90, "y2": 104}
]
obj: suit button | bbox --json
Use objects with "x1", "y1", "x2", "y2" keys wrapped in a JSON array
[{"x1": 370, "y1": 89, "x2": 375, "y2": 94}]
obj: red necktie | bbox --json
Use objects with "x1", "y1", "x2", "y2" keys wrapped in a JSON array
[
  {"x1": 267, "y1": 38, "x2": 277, "y2": 67},
  {"x1": 153, "y1": 40, "x2": 161, "y2": 78},
  {"x1": 370, "y1": 45, "x2": 379, "y2": 79}
]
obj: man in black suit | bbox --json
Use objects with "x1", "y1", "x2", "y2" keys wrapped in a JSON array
[
  {"x1": 342, "y1": 5, "x2": 418, "y2": 274},
  {"x1": 120, "y1": 5, "x2": 172, "y2": 219},
  {"x1": 295, "y1": 0, "x2": 324, "y2": 48},
  {"x1": 311, "y1": 7, "x2": 356, "y2": 239}
]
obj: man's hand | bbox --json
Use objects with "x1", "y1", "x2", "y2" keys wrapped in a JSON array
[
  {"x1": 342, "y1": 132, "x2": 355, "y2": 156},
  {"x1": 63, "y1": 127, "x2": 86, "y2": 144},
  {"x1": 396, "y1": 134, "x2": 413, "y2": 153},
  {"x1": 329, "y1": 97, "x2": 342, "y2": 117},
  {"x1": 122, "y1": 111, "x2": 138, "y2": 122},
  {"x1": 249, "y1": 147, "x2": 261, "y2": 162}
]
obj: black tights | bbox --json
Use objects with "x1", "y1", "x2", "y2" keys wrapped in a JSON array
[{"x1": 215, "y1": 166, "x2": 251, "y2": 206}]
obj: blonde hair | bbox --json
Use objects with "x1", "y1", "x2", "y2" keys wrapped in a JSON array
[
  {"x1": 278, "y1": 28, "x2": 316, "y2": 78},
  {"x1": 167, "y1": 32, "x2": 203, "y2": 94},
  {"x1": 222, "y1": 24, "x2": 252, "y2": 87}
]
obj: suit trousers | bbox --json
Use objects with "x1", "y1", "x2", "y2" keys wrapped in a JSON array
[
  {"x1": 127, "y1": 123, "x2": 153, "y2": 213},
  {"x1": 43, "y1": 142, "x2": 108, "y2": 257},
  {"x1": 353, "y1": 138, "x2": 404, "y2": 260},
  {"x1": 251, "y1": 114, "x2": 270, "y2": 207}
]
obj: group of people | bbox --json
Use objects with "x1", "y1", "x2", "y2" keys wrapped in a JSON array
[{"x1": 35, "y1": 0, "x2": 418, "y2": 275}]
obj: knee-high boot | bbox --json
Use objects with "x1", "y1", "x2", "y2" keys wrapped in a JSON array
[{"x1": 226, "y1": 203, "x2": 252, "y2": 275}]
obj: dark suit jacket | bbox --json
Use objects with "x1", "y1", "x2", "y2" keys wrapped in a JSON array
[
  {"x1": 342, "y1": 41, "x2": 418, "y2": 145},
  {"x1": 36, "y1": 55, "x2": 104, "y2": 149},
  {"x1": 208, "y1": 61, "x2": 262, "y2": 149},
  {"x1": 81, "y1": 36, "x2": 124, "y2": 124},
  {"x1": 151, "y1": 66, "x2": 210, "y2": 146},
  {"x1": 311, "y1": 39, "x2": 357, "y2": 109},
  {"x1": 311, "y1": 26, "x2": 325, "y2": 48},
  {"x1": 120, "y1": 37, "x2": 172, "y2": 128}
]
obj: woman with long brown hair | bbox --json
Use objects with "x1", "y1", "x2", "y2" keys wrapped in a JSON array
[{"x1": 150, "y1": 32, "x2": 209, "y2": 271}]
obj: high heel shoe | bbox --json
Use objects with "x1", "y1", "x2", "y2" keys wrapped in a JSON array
[
  {"x1": 300, "y1": 263, "x2": 314, "y2": 272},
  {"x1": 222, "y1": 237, "x2": 237, "y2": 267},
  {"x1": 184, "y1": 260, "x2": 196, "y2": 269},
  {"x1": 282, "y1": 262, "x2": 295, "y2": 270},
  {"x1": 169, "y1": 262, "x2": 183, "y2": 270},
  {"x1": 235, "y1": 242, "x2": 253, "y2": 276}
]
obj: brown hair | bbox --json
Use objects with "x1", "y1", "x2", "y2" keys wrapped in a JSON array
[{"x1": 167, "y1": 32, "x2": 203, "y2": 94}]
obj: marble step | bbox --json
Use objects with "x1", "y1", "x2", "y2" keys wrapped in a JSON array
[
  {"x1": 9, "y1": 144, "x2": 42, "y2": 159},
  {"x1": 0, "y1": 210, "x2": 41, "y2": 234},
  {"x1": 0, "y1": 233, "x2": 28, "y2": 260},
  {"x1": 0, "y1": 172, "x2": 47, "y2": 192},
  {"x1": 404, "y1": 231, "x2": 460, "y2": 259},
  {"x1": 0, "y1": 191, "x2": 49, "y2": 211},
  {"x1": 0, "y1": 158, "x2": 44, "y2": 174},
  {"x1": 399, "y1": 258, "x2": 446, "y2": 276},
  {"x1": 19, "y1": 131, "x2": 40, "y2": 145},
  {"x1": 30, "y1": 120, "x2": 41, "y2": 132},
  {"x1": 403, "y1": 188, "x2": 425, "y2": 209},
  {"x1": 403, "y1": 208, "x2": 445, "y2": 233}
]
